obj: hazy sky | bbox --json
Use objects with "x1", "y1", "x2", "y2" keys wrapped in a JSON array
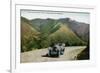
[{"x1": 21, "y1": 10, "x2": 90, "y2": 24}]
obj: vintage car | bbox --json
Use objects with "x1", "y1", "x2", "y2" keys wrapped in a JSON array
[
  {"x1": 48, "y1": 43, "x2": 65, "y2": 57},
  {"x1": 48, "y1": 46, "x2": 60, "y2": 57}
]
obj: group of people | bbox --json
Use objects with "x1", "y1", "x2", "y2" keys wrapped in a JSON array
[{"x1": 48, "y1": 43, "x2": 66, "y2": 57}]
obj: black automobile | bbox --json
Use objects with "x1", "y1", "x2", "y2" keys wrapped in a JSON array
[
  {"x1": 48, "y1": 46, "x2": 60, "y2": 57},
  {"x1": 48, "y1": 43, "x2": 65, "y2": 57}
]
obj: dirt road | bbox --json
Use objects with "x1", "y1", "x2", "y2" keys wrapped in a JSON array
[{"x1": 21, "y1": 46, "x2": 86, "y2": 63}]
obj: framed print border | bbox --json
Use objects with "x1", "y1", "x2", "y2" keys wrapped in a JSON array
[{"x1": 11, "y1": 3, "x2": 96, "y2": 73}]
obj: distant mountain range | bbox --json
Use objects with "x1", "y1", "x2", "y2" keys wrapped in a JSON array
[
  {"x1": 21, "y1": 17, "x2": 89, "y2": 52},
  {"x1": 31, "y1": 18, "x2": 89, "y2": 42}
]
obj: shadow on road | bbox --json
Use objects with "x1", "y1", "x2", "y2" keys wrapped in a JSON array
[
  {"x1": 41, "y1": 53, "x2": 48, "y2": 57},
  {"x1": 41, "y1": 53, "x2": 59, "y2": 58}
]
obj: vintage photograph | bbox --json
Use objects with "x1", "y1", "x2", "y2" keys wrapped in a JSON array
[{"x1": 20, "y1": 10, "x2": 90, "y2": 63}]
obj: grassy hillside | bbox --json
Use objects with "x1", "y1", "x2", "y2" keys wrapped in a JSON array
[
  {"x1": 58, "y1": 18, "x2": 89, "y2": 42},
  {"x1": 21, "y1": 17, "x2": 40, "y2": 52},
  {"x1": 49, "y1": 24, "x2": 86, "y2": 46},
  {"x1": 31, "y1": 18, "x2": 89, "y2": 43}
]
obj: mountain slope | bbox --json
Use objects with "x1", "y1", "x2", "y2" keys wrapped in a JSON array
[
  {"x1": 58, "y1": 18, "x2": 89, "y2": 42},
  {"x1": 49, "y1": 24, "x2": 86, "y2": 46},
  {"x1": 31, "y1": 18, "x2": 89, "y2": 42},
  {"x1": 30, "y1": 18, "x2": 87, "y2": 46},
  {"x1": 31, "y1": 18, "x2": 56, "y2": 32},
  {"x1": 21, "y1": 17, "x2": 40, "y2": 52}
]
